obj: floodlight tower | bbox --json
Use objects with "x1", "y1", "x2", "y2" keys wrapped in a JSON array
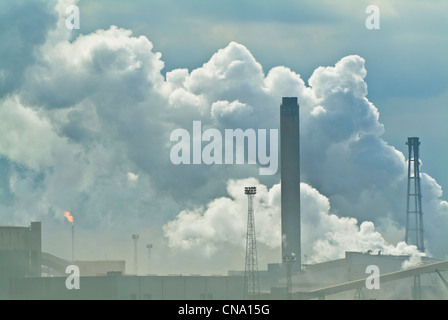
[{"x1": 244, "y1": 186, "x2": 260, "y2": 299}]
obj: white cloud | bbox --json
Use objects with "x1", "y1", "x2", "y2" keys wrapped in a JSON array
[
  {"x1": 127, "y1": 172, "x2": 139, "y2": 184},
  {"x1": 211, "y1": 100, "x2": 254, "y2": 127},
  {"x1": 0, "y1": 96, "x2": 73, "y2": 170},
  {"x1": 163, "y1": 178, "x2": 425, "y2": 266},
  {"x1": 308, "y1": 55, "x2": 367, "y2": 99}
]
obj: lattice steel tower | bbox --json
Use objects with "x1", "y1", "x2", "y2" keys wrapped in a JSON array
[
  {"x1": 244, "y1": 186, "x2": 260, "y2": 298},
  {"x1": 405, "y1": 137, "x2": 424, "y2": 252}
]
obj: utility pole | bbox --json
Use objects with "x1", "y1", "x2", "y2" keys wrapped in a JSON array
[
  {"x1": 132, "y1": 234, "x2": 139, "y2": 275},
  {"x1": 146, "y1": 244, "x2": 153, "y2": 275}
]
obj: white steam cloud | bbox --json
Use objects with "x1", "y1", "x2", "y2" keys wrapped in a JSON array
[{"x1": 163, "y1": 178, "x2": 426, "y2": 266}]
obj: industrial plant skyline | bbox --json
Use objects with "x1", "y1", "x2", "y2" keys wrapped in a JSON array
[{"x1": 0, "y1": 0, "x2": 447, "y2": 282}]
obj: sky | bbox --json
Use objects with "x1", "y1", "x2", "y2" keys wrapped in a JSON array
[
  {"x1": 0, "y1": 0, "x2": 447, "y2": 275},
  {"x1": 75, "y1": 0, "x2": 448, "y2": 191}
]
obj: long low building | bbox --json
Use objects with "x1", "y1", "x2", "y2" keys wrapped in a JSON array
[
  {"x1": 265, "y1": 251, "x2": 448, "y2": 299},
  {"x1": 8, "y1": 274, "x2": 245, "y2": 300},
  {"x1": 2, "y1": 222, "x2": 448, "y2": 300},
  {"x1": 0, "y1": 222, "x2": 41, "y2": 278}
]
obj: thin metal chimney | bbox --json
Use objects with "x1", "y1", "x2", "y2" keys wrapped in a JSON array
[
  {"x1": 146, "y1": 244, "x2": 153, "y2": 275},
  {"x1": 132, "y1": 234, "x2": 139, "y2": 275}
]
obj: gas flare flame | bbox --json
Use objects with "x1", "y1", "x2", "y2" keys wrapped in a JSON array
[{"x1": 64, "y1": 211, "x2": 74, "y2": 224}]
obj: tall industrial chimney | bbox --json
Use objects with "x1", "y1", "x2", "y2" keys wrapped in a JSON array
[{"x1": 280, "y1": 97, "x2": 301, "y2": 272}]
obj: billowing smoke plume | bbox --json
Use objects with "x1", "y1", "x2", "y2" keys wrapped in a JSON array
[
  {"x1": 0, "y1": 0, "x2": 447, "y2": 274},
  {"x1": 163, "y1": 178, "x2": 426, "y2": 266}
]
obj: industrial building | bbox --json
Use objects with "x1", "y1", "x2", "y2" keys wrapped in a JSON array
[
  {"x1": 288, "y1": 251, "x2": 448, "y2": 300},
  {"x1": 0, "y1": 222, "x2": 126, "y2": 299},
  {"x1": 0, "y1": 221, "x2": 245, "y2": 300},
  {"x1": 2, "y1": 222, "x2": 447, "y2": 300},
  {"x1": 0, "y1": 222, "x2": 41, "y2": 279},
  {"x1": 8, "y1": 274, "x2": 245, "y2": 300}
]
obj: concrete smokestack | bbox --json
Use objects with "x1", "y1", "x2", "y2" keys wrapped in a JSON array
[{"x1": 280, "y1": 97, "x2": 301, "y2": 271}]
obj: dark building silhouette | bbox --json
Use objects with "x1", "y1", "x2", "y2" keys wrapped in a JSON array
[
  {"x1": 0, "y1": 222, "x2": 41, "y2": 279},
  {"x1": 280, "y1": 97, "x2": 301, "y2": 272}
]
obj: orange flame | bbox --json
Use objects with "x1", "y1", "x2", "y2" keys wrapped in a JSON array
[{"x1": 64, "y1": 211, "x2": 74, "y2": 223}]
